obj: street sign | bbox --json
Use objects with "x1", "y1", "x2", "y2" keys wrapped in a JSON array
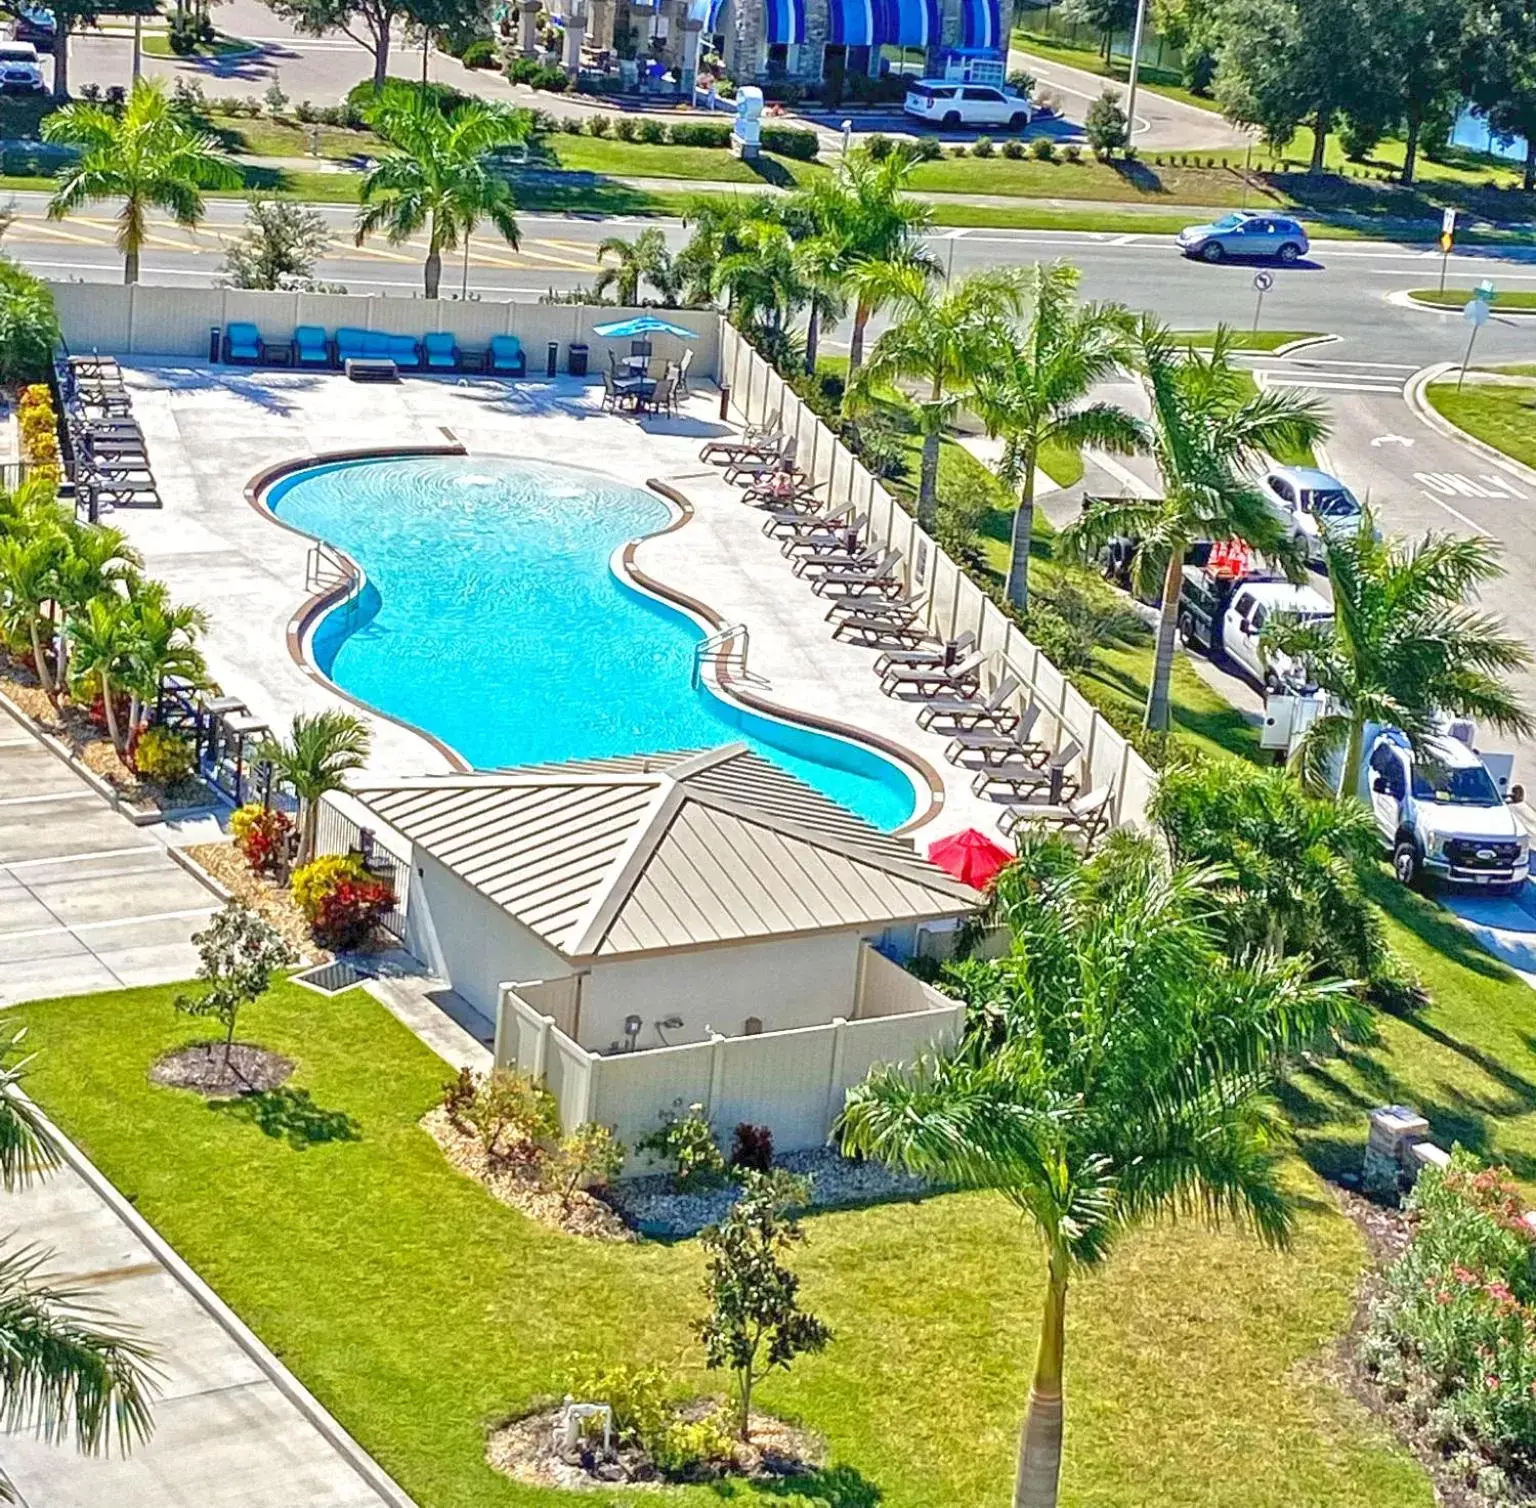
[
  {"x1": 1253, "y1": 270, "x2": 1273, "y2": 292},
  {"x1": 1465, "y1": 298, "x2": 1490, "y2": 327},
  {"x1": 1438, "y1": 209, "x2": 1457, "y2": 291},
  {"x1": 1440, "y1": 232, "x2": 1454, "y2": 254},
  {"x1": 1476, "y1": 280, "x2": 1497, "y2": 304},
  {"x1": 1442, "y1": 207, "x2": 1457, "y2": 236}
]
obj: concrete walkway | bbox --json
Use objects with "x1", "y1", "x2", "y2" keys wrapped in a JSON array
[
  {"x1": 0, "y1": 1107, "x2": 411, "y2": 1507},
  {"x1": 0, "y1": 721, "x2": 217, "y2": 1008}
]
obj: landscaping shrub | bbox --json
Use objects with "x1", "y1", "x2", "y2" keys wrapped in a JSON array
[
  {"x1": 550, "y1": 1121, "x2": 625, "y2": 1208},
  {"x1": 638, "y1": 1101, "x2": 727, "y2": 1191},
  {"x1": 1007, "y1": 68, "x2": 1035, "y2": 96},
  {"x1": 0, "y1": 260, "x2": 59, "y2": 385},
  {"x1": 972, "y1": 135, "x2": 995, "y2": 158},
  {"x1": 1030, "y1": 134, "x2": 1056, "y2": 162},
  {"x1": 230, "y1": 802, "x2": 294, "y2": 876},
  {"x1": 583, "y1": 111, "x2": 611, "y2": 136},
  {"x1": 667, "y1": 120, "x2": 730, "y2": 148},
  {"x1": 636, "y1": 117, "x2": 666, "y2": 144},
  {"x1": 560, "y1": 115, "x2": 583, "y2": 134},
  {"x1": 950, "y1": 144, "x2": 968, "y2": 158},
  {"x1": 613, "y1": 115, "x2": 639, "y2": 141},
  {"x1": 17, "y1": 383, "x2": 60, "y2": 483},
  {"x1": 729, "y1": 1122, "x2": 773, "y2": 1174},
  {"x1": 570, "y1": 1364, "x2": 734, "y2": 1473},
  {"x1": 460, "y1": 38, "x2": 497, "y2": 68},
  {"x1": 1085, "y1": 88, "x2": 1129, "y2": 158},
  {"x1": 133, "y1": 726, "x2": 194, "y2": 784},
  {"x1": 448, "y1": 1067, "x2": 560, "y2": 1168},
  {"x1": 907, "y1": 135, "x2": 942, "y2": 160},
  {"x1": 759, "y1": 124, "x2": 817, "y2": 160},
  {"x1": 865, "y1": 131, "x2": 893, "y2": 160},
  {"x1": 295, "y1": 98, "x2": 317, "y2": 123},
  {"x1": 289, "y1": 852, "x2": 393, "y2": 948},
  {"x1": 1001, "y1": 138, "x2": 1025, "y2": 158},
  {"x1": 1365, "y1": 1152, "x2": 1536, "y2": 1480},
  {"x1": 1063, "y1": 141, "x2": 1083, "y2": 163},
  {"x1": 347, "y1": 77, "x2": 468, "y2": 121}
]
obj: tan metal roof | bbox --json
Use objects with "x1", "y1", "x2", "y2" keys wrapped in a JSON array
[{"x1": 353, "y1": 744, "x2": 980, "y2": 960}]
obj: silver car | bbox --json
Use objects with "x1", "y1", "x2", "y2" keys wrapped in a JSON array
[{"x1": 1177, "y1": 211, "x2": 1309, "y2": 265}]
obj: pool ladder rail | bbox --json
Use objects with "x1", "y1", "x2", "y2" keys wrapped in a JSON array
[
  {"x1": 305, "y1": 540, "x2": 363, "y2": 622},
  {"x1": 691, "y1": 623, "x2": 749, "y2": 688}
]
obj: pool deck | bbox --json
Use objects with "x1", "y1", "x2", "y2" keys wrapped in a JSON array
[{"x1": 107, "y1": 361, "x2": 1016, "y2": 843}]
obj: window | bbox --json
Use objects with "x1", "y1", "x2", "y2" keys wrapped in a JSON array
[
  {"x1": 1410, "y1": 756, "x2": 1502, "y2": 807},
  {"x1": 766, "y1": 41, "x2": 788, "y2": 72},
  {"x1": 962, "y1": 86, "x2": 1001, "y2": 100},
  {"x1": 1269, "y1": 476, "x2": 1295, "y2": 504},
  {"x1": 847, "y1": 43, "x2": 870, "y2": 74},
  {"x1": 1304, "y1": 488, "x2": 1360, "y2": 519}
]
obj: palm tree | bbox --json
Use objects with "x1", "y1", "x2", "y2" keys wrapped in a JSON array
[
  {"x1": 837, "y1": 831, "x2": 1360, "y2": 1508},
  {"x1": 0, "y1": 530, "x2": 65, "y2": 696},
  {"x1": 711, "y1": 218, "x2": 809, "y2": 357},
  {"x1": 257, "y1": 710, "x2": 372, "y2": 866},
  {"x1": 53, "y1": 522, "x2": 142, "y2": 692},
  {"x1": 68, "y1": 594, "x2": 142, "y2": 754},
  {"x1": 120, "y1": 578, "x2": 207, "y2": 732},
  {"x1": 43, "y1": 79, "x2": 240, "y2": 285},
  {"x1": 0, "y1": 1026, "x2": 155, "y2": 1495},
  {"x1": 1262, "y1": 518, "x2": 1534, "y2": 798},
  {"x1": 1061, "y1": 321, "x2": 1329, "y2": 732},
  {"x1": 356, "y1": 97, "x2": 529, "y2": 299},
  {"x1": 849, "y1": 266, "x2": 1022, "y2": 529},
  {"x1": 593, "y1": 227, "x2": 678, "y2": 306},
  {"x1": 972, "y1": 263, "x2": 1139, "y2": 613},
  {"x1": 675, "y1": 194, "x2": 769, "y2": 307}
]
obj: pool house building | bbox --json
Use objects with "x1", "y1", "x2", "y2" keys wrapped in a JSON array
[{"x1": 341, "y1": 745, "x2": 981, "y2": 1152}]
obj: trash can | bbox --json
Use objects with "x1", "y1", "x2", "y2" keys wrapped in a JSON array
[
  {"x1": 568, "y1": 342, "x2": 589, "y2": 377},
  {"x1": 546, "y1": 340, "x2": 559, "y2": 378},
  {"x1": 209, "y1": 325, "x2": 222, "y2": 363}
]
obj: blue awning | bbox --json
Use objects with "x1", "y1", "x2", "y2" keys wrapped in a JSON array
[
  {"x1": 827, "y1": 0, "x2": 874, "y2": 45},
  {"x1": 704, "y1": 0, "x2": 728, "y2": 30},
  {"x1": 959, "y1": 0, "x2": 1001, "y2": 49},
  {"x1": 764, "y1": 0, "x2": 805, "y2": 45},
  {"x1": 874, "y1": 0, "x2": 938, "y2": 47}
]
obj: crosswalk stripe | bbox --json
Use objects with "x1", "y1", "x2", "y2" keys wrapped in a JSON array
[{"x1": 1262, "y1": 377, "x2": 1405, "y2": 393}]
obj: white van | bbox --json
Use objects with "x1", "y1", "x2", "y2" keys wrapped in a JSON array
[
  {"x1": 0, "y1": 40, "x2": 46, "y2": 94},
  {"x1": 903, "y1": 80, "x2": 1032, "y2": 131}
]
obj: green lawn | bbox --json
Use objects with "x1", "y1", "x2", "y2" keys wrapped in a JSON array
[
  {"x1": 540, "y1": 134, "x2": 821, "y2": 187},
  {"x1": 11, "y1": 977, "x2": 1430, "y2": 1508},
  {"x1": 140, "y1": 28, "x2": 255, "y2": 56},
  {"x1": 1175, "y1": 329, "x2": 1324, "y2": 352},
  {"x1": 1409, "y1": 287, "x2": 1536, "y2": 310},
  {"x1": 1011, "y1": 28, "x2": 1222, "y2": 114},
  {"x1": 1425, "y1": 380, "x2": 1536, "y2": 472}
]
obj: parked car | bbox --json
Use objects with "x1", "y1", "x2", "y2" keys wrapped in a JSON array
[
  {"x1": 903, "y1": 80, "x2": 1032, "y2": 131},
  {"x1": 1258, "y1": 465, "x2": 1368, "y2": 565},
  {"x1": 1176, "y1": 568, "x2": 1331, "y2": 691},
  {"x1": 1176, "y1": 211, "x2": 1309, "y2": 265},
  {"x1": 8, "y1": 6, "x2": 54, "y2": 43},
  {"x1": 1364, "y1": 727, "x2": 1528, "y2": 893},
  {"x1": 0, "y1": 38, "x2": 45, "y2": 93}
]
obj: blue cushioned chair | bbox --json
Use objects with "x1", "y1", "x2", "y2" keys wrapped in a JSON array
[
  {"x1": 422, "y1": 332, "x2": 458, "y2": 370},
  {"x1": 488, "y1": 334, "x2": 525, "y2": 376},
  {"x1": 294, "y1": 326, "x2": 330, "y2": 367},
  {"x1": 361, "y1": 331, "x2": 391, "y2": 360},
  {"x1": 335, "y1": 327, "x2": 368, "y2": 363},
  {"x1": 224, "y1": 322, "x2": 262, "y2": 364},
  {"x1": 387, "y1": 334, "x2": 421, "y2": 369}
]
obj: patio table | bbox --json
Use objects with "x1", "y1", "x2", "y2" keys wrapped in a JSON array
[{"x1": 260, "y1": 340, "x2": 294, "y2": 367}]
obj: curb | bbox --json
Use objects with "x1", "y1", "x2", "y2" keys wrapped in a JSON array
[
  {"x1": 1271, "y1": 333, "x2": 1340, "y2": 357},
  {"x1": 20, "y1": 1096, "x2": 418, "y2": 1508},
  {"x1": 1392, "y1": 289, "x2": 1536, "y2": 319},
  {"x1": 1404, "y1": 362, "x2": 1536, "y2": 492}
]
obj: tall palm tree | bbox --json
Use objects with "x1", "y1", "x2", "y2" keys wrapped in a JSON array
[
  {"x1": 43, "y1": 79, "x2": 241, "y2": 285},
  {"x1": 1061, "y1": 321, "x2": 1328, "y2": 732},
  {"x1": 0, "y1": 1026, "x2": 155, "y2": 1495},
  {"x1": 593, "y1": 227, "x2": 678, "y2": 306},
  {"x1": 68, "y1": 594, "x2": 142, "y2": 754},
  {"x1": 674, "y1": 194, "x2": 771, "y2": 308},
  {"x1": 972, "y1": 263, "x2": 1139, "y2": 613},
  {"x1": 838, "y1": 831, "x2": 1360, "y2": 1508},
  {"x1": 1262, "y1": 517, "x2": 1534, "y2": 798},
  {"x1": 257, "y1": 710, "x2": 372, "y2": 866},
  {"x1": 711, "y1": 218, "x2": 809, "y2": 355},
  {"x1": 850, "y1": 266, "x2": 1022, "y2": 528},
  {"x1": 356, "y1": 97, "x2": 529, "y2": 299}
]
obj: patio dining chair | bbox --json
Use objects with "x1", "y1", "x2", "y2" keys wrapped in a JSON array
[
  {"x1": 642, "y1": 375, "x2": 676, "y2": 417},
  {"x1": 675, "y1": 347, "x2": 694, "y2": 397}
]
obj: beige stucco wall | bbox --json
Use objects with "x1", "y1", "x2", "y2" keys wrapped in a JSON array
[
  {"x1": 578, "y1": 929, "x2": 864, "y2": 1051},
  {"x1": 406, "y1": 854, "x2": 571, "y2": 1020}
]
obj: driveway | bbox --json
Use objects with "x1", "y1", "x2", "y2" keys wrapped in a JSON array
[{"x1": 0, "y1": 724, "x2": 216, "y2": 1007}]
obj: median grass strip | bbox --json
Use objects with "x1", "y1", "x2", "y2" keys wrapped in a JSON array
[
  {"x1": 11, "y1": 976, "x2": 1430, "y2": 1508},
  {"x1": 139, "y1": 29, "x2": 255, "y2": 57},
  {"x1": 1425, "y1": 379, "x2": 1536, "y2": 472},
  {"x1": 1175, "y1": 329, "x2": 1324, "y2": 352},
  {"x1": 1408, "y1": 287, "x2": 1536, "y2": 310}
]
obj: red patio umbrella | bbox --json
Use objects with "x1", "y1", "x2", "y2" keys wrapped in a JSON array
[{"x1": 927, "y1": 828, "x2": 1014, "y2": 891}]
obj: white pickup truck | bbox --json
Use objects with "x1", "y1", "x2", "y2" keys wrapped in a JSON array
[
  {"x1": 1363, "y1": 726, "x2": 1529, "y2": 893},
  {"x1": 1175, "y1": 569, "x2": 1332, "y2": 691}
]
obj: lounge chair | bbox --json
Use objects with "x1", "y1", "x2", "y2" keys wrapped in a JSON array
[
  {"x1": 781, "y1": 515, "x2": 868, "y2": 559},
  {"x1": 700, "y1": 423, "x2": 781, "y2": 463},
  {"x1": 874, "y1": 631, "x2": 975, "y2": 677},
  {"x1": 224, "y1": 321, "x2": 262, "y2": 365},
  {"x1": 422, "y1": 331, "x2": 459, "y2": 371},
  {"x1": 812, "y1": 548, "x2": 903, "y2": 598},
  {"x1": 294, "y1": 325, "x2": 331, "y2": 367},
  {"x1": 832, "y1": 612, "x2": 933, "y2": 648},
  {"x1": 916, "y1": 674, "x2": 1022, "y2": 733},
  {"x1": 794, "y1": 542, "x2": 881, "y2": 580},
  {"x1": 1000, "y1": 785, "x2": 1115, "y2": 848},
  {"x1": 724, "y1": 437, "x2": 797, "y2": 486},
  {"x1": 488, "y1": 335, "x2": 526, "y2": 376},
  {"x1": 972, "y1": 738, "x2": 1083, "y2": 804},
  {"x1": 944, "y1": 706, "x2": 1045, "y2": 767},
  {"x1": 762, "y1": 497, "x2": 846, "y2": 538},
  {"x1": 880, "y1": 649, "x2": 986, "y2": 699}
]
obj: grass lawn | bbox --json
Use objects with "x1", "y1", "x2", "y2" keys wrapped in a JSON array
[
  {"x1": 140, "y1": 29, "x2": 255, "y2": 57},
  {"x1": 11, "y1": 976, "x2": 1430, "y2": 1508},
  {"x1": 1409, "y1": 287, "x2": 1536, "y2": 310},
  {"x1": 1011, "y1": 28, "x2": 1222, "y2": 114},
  {"x1": 539, "y1": 134, "x2": 820, "y2": 187},
  {"x1": 1425, "y1": 380, "x2": 1536, "y2": 472},
  {"x1": 1175, "y1": 329, "x2": 1324, "y2": 352}
]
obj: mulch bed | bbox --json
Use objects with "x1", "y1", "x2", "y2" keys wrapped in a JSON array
[
  {"x1": 487, "y1": 1401, "x2": 821, "y2": 1491},
  {"x1": 150, "y1": 1041, "x2": 295, "y2": 1098},
  {"x1": 186, "y1": 841, "x2": 324, "y2": 962},
  {"x1": 421, "y1": 1106, "x2": 635, "y2": 1243}
]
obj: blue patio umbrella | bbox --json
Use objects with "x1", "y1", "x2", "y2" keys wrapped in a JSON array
[{"x1": 591, "y1": 315, "x2": 699, "y2": 340}]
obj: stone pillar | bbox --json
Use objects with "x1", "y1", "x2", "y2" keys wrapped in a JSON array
[
  {"x1": 519, "y1": 0, "x2": 542, "y2": 58},
  {"x1": 1363, "y1": 1105, "x2": 1431, "y2": 1200},
  {"x1": 590, "y1": 0, "x2": 614, "y2": 50},
  {"x1": 660, "y1": 0, "x2": 686, "y2": 69},
  {"x1": 678, "y1": 14, "x2": 704, "y2": 92},
  {"x1": 564, "y1": 0, "x2": 588, "y2": 73}
]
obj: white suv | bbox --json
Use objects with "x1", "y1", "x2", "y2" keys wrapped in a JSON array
[
  {"x1": 0, "y1": 40, "x2": 45, "y2": 94},
  {"x1": 903, "y1": 80, "x2": 1032, "y2": 131}
]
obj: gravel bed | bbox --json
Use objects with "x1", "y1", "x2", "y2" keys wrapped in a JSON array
[{"x1": 602, "y1": 1147, "x2": 934, "y2": 1238}]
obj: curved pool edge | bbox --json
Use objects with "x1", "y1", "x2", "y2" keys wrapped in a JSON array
[
  {"x1": 245, "y1": 442, "x2": 475, "y2": 775},
  {"x1": 631, "y1": 478, "x2": 945, "y2": 838}
]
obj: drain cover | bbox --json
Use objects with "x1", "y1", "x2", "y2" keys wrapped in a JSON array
[{"x1": 293, "y1": 960, "x2": 371, "y2": 996}]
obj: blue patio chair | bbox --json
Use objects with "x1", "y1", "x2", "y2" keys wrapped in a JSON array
[
  {"x1": 387, "y1": 334, "x2": 421, "y2": 369},
  {"x1": 422, "y1": 332, "x2": 459, "y2": 370},
  {"x1": 294, "y1": 326, "x2": 331, "y2": 367},
  {"x1": 361, "y1": 331, "x2": 392, "y2": 360},
  {"x1": 335, "y1": 327, "x2": 369, "y2": 363},
  {"x1": 488, "y1": 334, "x2": 525, "y2": 376},
  {"x1": 224, "y1": 322, "x2": 262, "y2": 364}
]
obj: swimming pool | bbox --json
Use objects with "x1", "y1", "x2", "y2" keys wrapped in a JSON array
[{"x1": 265, "y1": 455, "x2": 917, "y2": 830}]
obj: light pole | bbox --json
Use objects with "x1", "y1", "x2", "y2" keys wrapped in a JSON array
[
  {"x1": 841, "y1": 118, "x2": 852, "y2": 157},
  {"x1": 131, "y1": 13, "x2": 142, "y2": 81},
  {"x1": 1123, "y1": 0, "x2": 1148, "y2": 153}
]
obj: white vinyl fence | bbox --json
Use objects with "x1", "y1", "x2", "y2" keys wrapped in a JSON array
[
  {"x1": 46, "y1": 283, "x2": 722, "y2": 377},
  {"x1": 718, "y1": 324, "x2": 1158, "y2": 827}
]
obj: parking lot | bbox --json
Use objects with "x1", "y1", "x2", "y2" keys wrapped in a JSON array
[{"x1": 0, "y1": 728, "x2": 215, "y2": 1007}]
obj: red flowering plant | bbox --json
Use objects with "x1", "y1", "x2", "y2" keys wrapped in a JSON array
[
  {"x1": 230, "y1": 804, "x2": 295, "y2": 877},
  {"x1": 312, "y1": 875, "x2": 394, "y2": 950}
]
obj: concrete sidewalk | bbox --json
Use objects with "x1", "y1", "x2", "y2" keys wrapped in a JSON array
[{"x1": 0, "y1": 1109, "x2": 412, "y2": 1507}]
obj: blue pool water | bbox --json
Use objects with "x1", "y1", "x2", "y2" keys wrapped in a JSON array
[{"x1": 266, "y1": 455, "x2": 915, "y2": 830}]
